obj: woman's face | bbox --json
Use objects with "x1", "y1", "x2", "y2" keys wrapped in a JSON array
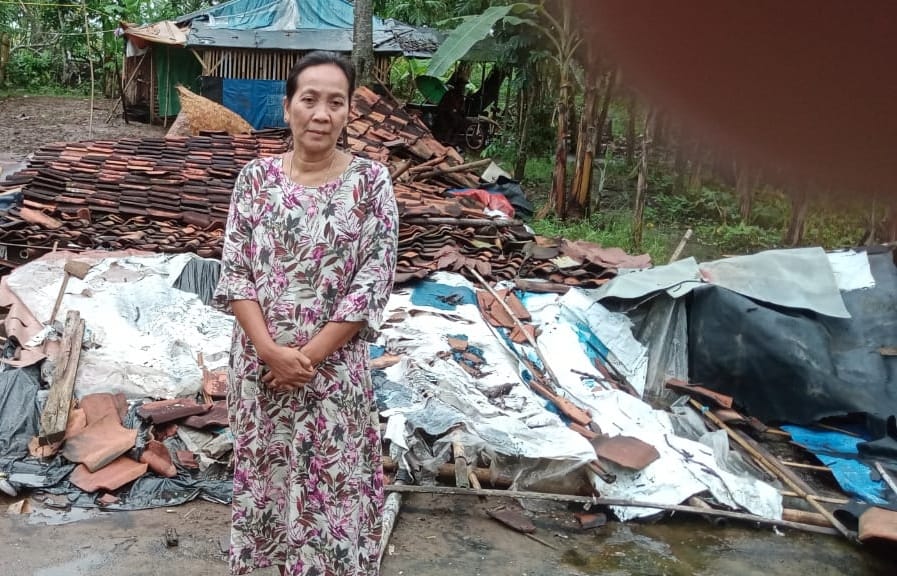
[{"x1": 284, "y1": 63, "x2": 350, "y2": 156}]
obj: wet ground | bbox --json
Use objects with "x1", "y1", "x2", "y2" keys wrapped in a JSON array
[
  {"x1": 1, "y1": 494, "x2": 892, "y2": 576},
  {"x1": 0, "y1": 94, "x2": 164, "y2": 162}
]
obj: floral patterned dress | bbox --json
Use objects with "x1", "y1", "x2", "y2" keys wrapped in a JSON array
[{"x1": 213, "y1": 155, "x2": 398, "y2": 575}]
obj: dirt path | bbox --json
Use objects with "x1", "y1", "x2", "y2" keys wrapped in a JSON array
[{"x1": 0, "y1": 94, "x2": 164, "y2": 161}]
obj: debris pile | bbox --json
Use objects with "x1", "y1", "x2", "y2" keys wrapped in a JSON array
[{"x1": 0, "y1": 87, "x2": 650, "y2": 283}]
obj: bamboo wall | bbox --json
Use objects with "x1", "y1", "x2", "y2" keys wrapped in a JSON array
[{"x1": 195, "y1": 48, "x2": 392, "y2": 82}]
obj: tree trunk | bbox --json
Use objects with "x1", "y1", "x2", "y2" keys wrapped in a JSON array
[
  {"x1": 688, "y1": 141, "x2": 704, "y2": 193},
  {"x1": 625, "y1": 92, "x2": 638, "y2": 166},
  {"x1": 673, "y1": 134, "x2": 687, "y2": 197},
  {"x1": 551, "y1": 82, "x2": 569, "y2": 219},
  {"x1": 735, "y1": 161, "x2": 754, "y2": 222},
  {"x1": 632, "y1": 109, "x2": 655, "y2": 249},
  {"x1": 352, "y1": 0, "x2": 374, "y2": 87},
  {"x1": 785, "y1": 186, "x2": 809, "y2": 246},
  {"x1": 590, "y1": 68, "x2": 617, "y2": 213},
  {"x1": 569, "y1": 64, "x2": 600, "y2": 218},
  {"x1": 514, "y1": 85, "x2": 531, "y2": 180}
]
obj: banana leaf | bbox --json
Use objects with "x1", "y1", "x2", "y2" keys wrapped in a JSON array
[{"x1": 426, "y1": 3, "x2": 534, "y2": 78}]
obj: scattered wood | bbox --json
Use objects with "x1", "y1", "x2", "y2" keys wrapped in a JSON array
[
  {"x1": 874, "y1": 462, "x2": 897, "y2": 497},
  {"x1": 668, "y1": 228, "x2": 694, "y2": 263},
  {"x1": 451, "y1": 435, "x2": 469, "y2": 489},
  {"x1": 688, "y1": 496, "x2": 726, "y2": 527},
  {"x1": 379, "y1": 480, "x2": 404, "y2": 566},
  {"x1": 469, "y1": 266, "x2": 592, "y2": 427},
  {"x1": 688, "y1": 398, "x2": 854, "y2": 539},
  {"x1": 384, "y1": 484, "x2": 839, "y2": 536},
  {"x1": 39, "y1": 310, "x2": 85, "y2": 445},
  {"x1": 48, "y1": 260, "x2": 92, "y2": 325}
]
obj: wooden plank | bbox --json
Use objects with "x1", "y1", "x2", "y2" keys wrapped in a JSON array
[{"x1": 39, "y1": 310, "x2": 85, "y2": 444}]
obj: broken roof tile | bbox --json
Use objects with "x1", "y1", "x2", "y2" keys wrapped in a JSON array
[
  {"x1": 69, "y1": 457, "x2": 148, "y2": 493},
  {"x1": 61, "y1": 414, "x2": 138, "y2": 472},
  {"x1": 137, "y1": 398, "x2": 212, "y2": 425}
]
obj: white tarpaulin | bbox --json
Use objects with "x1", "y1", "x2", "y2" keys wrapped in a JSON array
[
  {"x1": 377, "y1": 272, "x2": 782, "y2": 520},
  {"x1": 595, "y1": 247, "x2": 852, "y2": 318},
  {"x1": 375, "y1": 273, "x2": 597, "y2": 487},
  {"x1": 4, "y1": 252, "x2": 233, "y2": 399}
]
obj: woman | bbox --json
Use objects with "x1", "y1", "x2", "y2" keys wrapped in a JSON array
[{"x1": 214, "y1": 51, "x2": 398, "y2": 575}]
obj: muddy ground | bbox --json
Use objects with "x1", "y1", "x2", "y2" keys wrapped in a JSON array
[
  {"x1": 0, "y1": 95, "x2": 165, "y2": 160},
  {"x1": 0, "y1": 95, "x2": 894, "y2": 575},
  {"x1": 1, "y1": 494, "x2": 893, "y2": 576}
]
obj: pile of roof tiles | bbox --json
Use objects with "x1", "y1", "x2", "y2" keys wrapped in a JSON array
[{"x1": 0, "y1": 86, "x2": 650, "y2": 284}]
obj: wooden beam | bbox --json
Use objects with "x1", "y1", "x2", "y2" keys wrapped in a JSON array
[
  {"x1": 39, "y1": 310, "x2": 85, "y2": 444},
  {"x1": 384, "y1": 484, "x2": 840, "y2": 536}
]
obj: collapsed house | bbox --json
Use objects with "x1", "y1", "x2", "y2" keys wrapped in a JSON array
[{"x1": 0, "y1": 88, "x2": 895, "y2": 548}]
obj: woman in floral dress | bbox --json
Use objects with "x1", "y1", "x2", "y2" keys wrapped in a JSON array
[{"x1": 213, "y1": 51, "x2": 398, "y2": 575}]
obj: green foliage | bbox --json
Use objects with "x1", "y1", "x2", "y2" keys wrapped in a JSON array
[
  {"x1": 6, "y1": 50, "x2": 56, "y2": 89},
  {"x1": 426, "y1": 3, "x2": 534, "y2": 77},
  {"x1": 531, "y1": 212, "x2": 673, "y2": 264}
]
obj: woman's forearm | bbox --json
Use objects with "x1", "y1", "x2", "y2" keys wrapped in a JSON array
[
  {"x1": 230, "y1": 299, "x2": 278, "y2": 362},
  {"x1": 302, "y1": 321, "x2": 365, "y2": 365}
]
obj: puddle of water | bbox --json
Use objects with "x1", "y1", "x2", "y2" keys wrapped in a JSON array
[
  {"x1": 33, "y1": 552, "x2": 109, "y2": 576},
  {"x1": 26, "y1": 506, "x2": 107, "y2": 526},
  {"x1": 561, "y1": 519, "x2": 895, "y2": 576}
]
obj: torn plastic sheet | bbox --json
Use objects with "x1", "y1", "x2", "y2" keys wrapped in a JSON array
[
  {"x1": 376, "y1": 273, "x2": 596, "y2": 488},
  {"x1": 782, "y1": 425, "x2": 889, "y2": 505},
  {"x1": 587, "y1": 390, "x2": 782, "y2": 521},
  {"x1": 45, "y1": 467, "x2": 233, "y2": 511},
  {"x1": 3, "y1": 251, "x2": 234, "y2": 399},
  {"x1": 508, "y1": 286, "x2": 781, "y2": 521},
  {"x1": 826, "y1": 250, "x2": 876, "y2": 292},
  {"x1": 594, "y1": 247, "x2": 850, "y2": 318},
  {"x1": 0, "y1": 363, "x2": 42, "y2": 461}
]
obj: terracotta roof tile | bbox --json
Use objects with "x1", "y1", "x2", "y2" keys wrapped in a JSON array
[{"x1": 0, "y1": 86, "x2": 650, "y2": 285}]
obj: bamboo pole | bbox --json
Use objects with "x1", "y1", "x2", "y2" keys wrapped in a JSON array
[
  {"x1": 780, "y1": 491, "x2": 848, "y2": 505},
  {"x1": 780, "y1": 461, "x2": 831, "y2": 473},
  {"x1": 378, "y1": 480, "x2": 404, "y2": 566},
  {"x1": 874, "y1": 462, "x2": 897, "y2": 497},
  {"x1": 690, "y1": 399, "x2": 854, "y2": 539},
  {"x1": 384, "y1": 484, "x2": 839, "y2": 536},
  {"x1": 82, "y1": 1, "x2": 95, "y2": 139},
  {"x1": 668, "y1": 228, "x2": 694, "y2": 263}
]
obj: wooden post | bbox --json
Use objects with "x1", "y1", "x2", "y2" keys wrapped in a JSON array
[
  {"x1": 451, "y1": 434, "x2": 469, "y2": 489},
  {"x1": 39, "y1": 311, "x2": 85, "y2": 444}
]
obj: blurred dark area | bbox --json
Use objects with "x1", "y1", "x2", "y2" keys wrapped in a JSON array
[{"x1": 576, "y1": 1, "x2": 897, "y2": 195}]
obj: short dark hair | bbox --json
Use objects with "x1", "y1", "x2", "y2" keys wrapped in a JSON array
[{"x1": 285, "y1": 51, "x2": 356, "y2": 101}]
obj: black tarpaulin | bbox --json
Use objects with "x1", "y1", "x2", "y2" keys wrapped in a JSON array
[{"x1": 689, "y1": 248, "x2": 897, "y2": 429}]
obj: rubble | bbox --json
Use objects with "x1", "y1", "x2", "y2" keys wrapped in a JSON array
[{"x1": 0, "y1": 87, "x2": 650, "y2": 285}]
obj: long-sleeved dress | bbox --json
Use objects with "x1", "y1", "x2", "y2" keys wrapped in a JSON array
[{"x1": 213, "y1": 154, "x2": 398, "y2": 575}]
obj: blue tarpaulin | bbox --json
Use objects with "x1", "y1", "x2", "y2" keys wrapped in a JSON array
[
  {"x1": 782, "y1": 425, "x2": 889, "y2": 505},
  {"x1": 222, "y1": 78, "x2": 286, "y2": 129},
  {"x1": 409, "y1": 279, "x2": 476, "y2": 311},
  {"x1": 179, "y1": 0, "x2": 387, "y2": 31}
]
